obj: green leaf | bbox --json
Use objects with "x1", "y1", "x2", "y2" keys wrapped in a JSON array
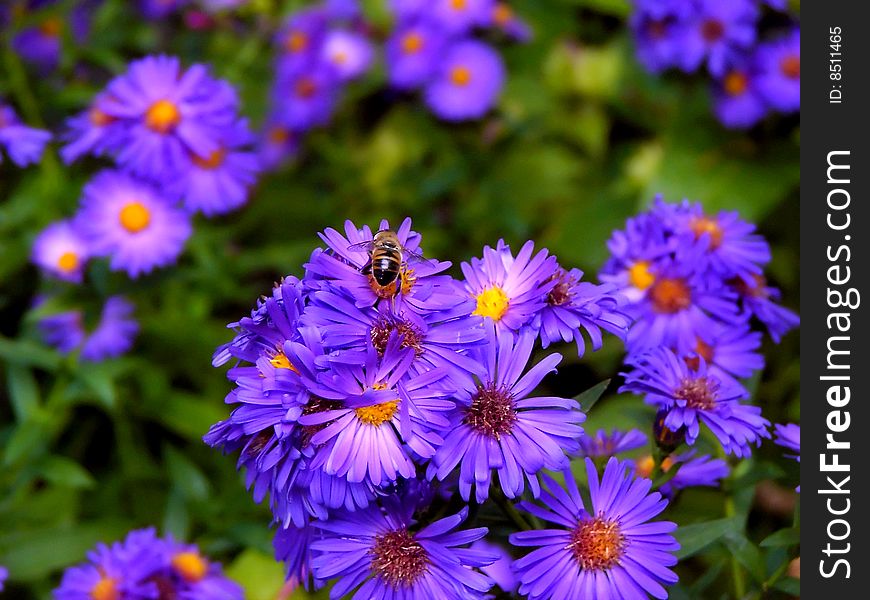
[
  {"x1": 761, "y1": 527, "x2": 800, "y2": 548},
  {"x1": 674, "y1": 517, "x2": 741, "y2": 559},
  {"x1": 3, "y1": 420, "x2": 48, "y2": 466},
  {"x1": 165, "y1": 445, "x2": 211, "y2": 501},
  {"x1": 575, "y1": 379, "x2": 611, "y2": 413},
  {"x1": 772, "y1": 576, "x2": 801, "y2": 595},
  {"x1": 224, "y1": 548, "x2": 287, "y2": 600},
  {"x1": 0, "y1": 336, "x2": 60, "y2": 370},
  {"x1": 6, "y1": 365, "x2": 40, "y2": 421},
  {"x1": 38, "y1": 456, "x2": 96, "y2": 489},
  {"x1": 723, "y1": 532, "x2": 766, "y2": 583}
]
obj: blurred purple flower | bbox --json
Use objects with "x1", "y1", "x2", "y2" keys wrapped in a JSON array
[
  {"x1": 424, "y1": 39, "x2": 505, "y2": 121},
  {"x1": 31, "y1": 220, "x2": 90, "y2": 283},
  {"x1": 385, "y1": 20, "x2": 449, "y2": 90},
  {"x1": 0, "y1": 103, "x2": 51, "y2": 167},
  {"x1": 577, "y1": 428, "x2": 648, "y2": 458},
  {"x1": 682, "y1": 0, "x2": 759, "y2": 76},
  {"x1": 755, "y1": 27, "x2": 800, "y2": 113}
]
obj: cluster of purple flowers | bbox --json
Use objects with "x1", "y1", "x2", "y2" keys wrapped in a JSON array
[
  {"x1": 0, "y1": 102, "x2": 51, "y2": 167},
  {"x1": 207, "y1": 217, "x2": 684, "y2": 598},
  {"x1": 385, "y1": 0, "x2": 529, "y2": 122},
  {"x1": 600, "y1": 197, "x2": 798, "y2": 466},
  {"x1": 630, "y1": 0, "x2": 800, "y2": 128},
  {"x1": 53, "y1": 528, "x2": 242, "y2": 600},
  {"x1": 260, "y1": 1, "x2": 374, "y2": 169}
]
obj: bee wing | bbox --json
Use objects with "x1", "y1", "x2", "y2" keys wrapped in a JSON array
[
  {"x1": 346, "y1": 240, "x2": 375, "y2": 253},
  {"x1": 403, "y1": 247, "x2": 440, "y2": 266}
]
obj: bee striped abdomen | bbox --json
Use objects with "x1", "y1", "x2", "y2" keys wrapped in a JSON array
[{"x1": 372, "y1": 252, "x2": 401, "y2": 286}]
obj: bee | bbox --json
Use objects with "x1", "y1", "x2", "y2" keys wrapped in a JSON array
[{"x1": 347, "y1": 230, "x2": 430, "y2": 289}]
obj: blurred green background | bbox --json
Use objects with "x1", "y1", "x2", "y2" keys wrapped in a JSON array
[{"x1": 0, "y1": 0, "x2": 799, "y2": 598}]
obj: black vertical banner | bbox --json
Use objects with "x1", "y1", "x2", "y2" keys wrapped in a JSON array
[{"x1": 802, "y1": 1, "x2": 869, "y2": 596}]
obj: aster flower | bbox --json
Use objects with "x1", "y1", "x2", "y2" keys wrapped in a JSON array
[
  {"x1": 258, "y1": 118, "x2": 301, "y2": 171},
  {"x1": 577, "y1": 428, "x2": 648, "y2": 458},
  {"x1": 12, "y1": 16, "x2": 64, "y2": 72},
  {"x1": 755, "y1": 27, "x2": 800, "y2": 113},
  {"x1": 385, "y1": 20, "x2": 449, "y2": 90},
  {"x1": 621, "y1": 347, "x2": 770, "y2": 457},
  {"x1": 432, "y1": 326, "x2": 585, "y2": 502},
  {"x1": 0, "y1": 103, "x2": 51, "y2": 167},
  {"x1": 275, "y1": 8, "x2": 328, "y2": 76},
  {"x1": 430, "y1": 0, "x2": 494, "y2": 34},
  {"x1": 60, "y1": 92, "x2": 124, "y2": 164},
  {"x1": 732, "y1": 275, "x2": 800, "y2": 342},
  {"x1": 774, "y1": 423, "x2": 799, "y2": 461},
  {"x1": 167, "y1": 118, "x2": 261, "y2": 217},
  {"x1": 489, "y1": 2, "x2": 532, "y2": 42},
  {"x1": 681, "y1": 0, "x2": 759, "y2": 76},
  {"x1": 712, "y1": 57, "x2": 768, "y2": 129},
  {"x1": 320, "y1": 29, "x2": 374, "y2": 81},
  {"x1": 510, "y1": 458, "x2": 679, "y2": 600},
  {"x1": 38, "y1": 296, "x2": 139, "y2": 362},
  {"x1": 310, "y1": 501, "x2": 495, "y2": 599},
  {"x1": 272, "y1": 66, "x2": 340, "y2": 131},
  {"x1": 425, "y1": 39, "x2": 505, "y2": 121},
  {"x1": 636, "y1": 451, "x2": 729, "y2": 497},
  {"x1": 629, "y1": 0, "x2": 693, "y2": 73},
  {"x1": 273, "y1": 522, "x2": 324, "y2": 591},
  {"x1": 462, "y1": 239, "x2": 558, "y2": 335},
  {"x1": 101, "y1": 55, "x2": 239, "y2": 178},
  {"x1": 686, "y1": 322, "x2": 764, "y2": 386},
  {"x1": 0, "y1": 565, "x2": 7, "y2": 592},
  {"x1": 671, "y1": 200, "x2": 771, "y2": 280},
  {"x1": 537, "y1": 267, "x2": 631, "y2": 355},
  {"x1": 75, "y1": 170, "x2": 192, "y2": 278},
  {"x1": 163, "y1": 534, "x2": 244, "y2": 599},
  {"x1": 31, "y1": 220, "x2": 90, "y2": 283}
]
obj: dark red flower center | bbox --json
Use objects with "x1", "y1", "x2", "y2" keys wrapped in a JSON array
[
  {"x1": 370, "y1": 315, "x2": 425, "y2": 357},
  {"x1": 701, "y1": 18, "x2": 725, "y2": 42},
  {"x1": 675, "y1": 377, "x2": 718, "y2": 410},
  {"x1": 546, "y1": 270, "x2": 575, "y2": 307},
  {"x1": 568, "y1": 516, "x2": 626, "y2": 571},
  {"x1": 464, "y1": 382, "x2": 517, "y2": 439},
  {"x1": 649, "y1": 277, "x2": 691, "y2": 313},
  {"x1": 370, "y1": 529, "x2": 430, "y2": 588},
  {"x1": 780, "y1": 54, "x2": 800, "y2": 79}
]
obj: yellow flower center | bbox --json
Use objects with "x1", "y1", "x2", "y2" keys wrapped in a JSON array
[
  {"x1": 628, "y1": 260, "x2": 654, "y2": 290},
  {"x1": 269, "y1": 351, "x2": 299, "y2": 373},
  {"x1": 451, "y1": 0, "x2": 467, "y2": 9},
  {"x1": 690, "y1": 216, "x2": 723, "y2": 248},
  {"x1": 473, "y1": 286, "x2": 509, "y2": 321},
  {"x1": 450, "y1": 66, "x2": 472, "y2": 87},
  {"x1": 90, "y1": 577, "x2": 119, "y2": 600},
  {"x1": 401, "y1": 32, "x2": 424, "y2": 54},
  {"x1": 145, "y1": 99, "x2": 181, "y2": 134},
  {"x1": 723, "y1": 71, "x2": 748, "y2": 97},
  {"x1": 636, "y1": 454, "x2": 675, "y2": 479},
  {"x1": 568, "y1": 517, "x2": 626, "y2": 571},
  {"x1": 355, "y1": 400, "x2": 399, "y2": 426},
  {"x1": 119, "y1": 201, "x2": 151, "y2": 234},
  {"x1": 57, "y1": 251, "x2": 79, "y2": 273},
  {"x1": 172, "y1": 551, "x2": 209, "y2": 583},
  {"x1": 191, "y1": 147, "x2": 227, "y2": 170}
]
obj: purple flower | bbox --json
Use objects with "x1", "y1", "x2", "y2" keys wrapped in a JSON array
[
  {"x1": 577, "y1": 428, "x2": 648, "y2": 458},
  {"x1": 0, "y1": 565, "x2": 7, "y2": 592},
  {"x1": 310, "y1": 501, "x2": 495, "y2": 599},
  {"x1": 320, "y1": 29, "x2": 374, "y2": 81},
  {"x1": 732, "y1": 275, "x2": 799, "y2": 342},
  {"x1": 712, "y1": 57, "x2": 768, "y2": 129},
  {"x1": 139, "y1": 0, "x2": 187, "y2": 18},
  {"x1": 60, "y1": 92, "x2": 124, "y2": 164},
  {"x1": 168, "y1": 119, "x2": 261, "y2": 217},
  {"x1": 621, "y1": 347, "x2": 770, "y2": 457},
  {"x1": 12, "y1": 17, "x2": 62, "y2": 72},
  {"x1": 488, "y1": 2, "x2": 532, "y2": 42},
  {"x1": 163, "y1": 535, "x2": 244, "y2": 599},
  {"x1": 682, "y1": 0, "x2": 759, "y2": 76},
  {"x1": 0, "y1": 103, "x2": 51, "y2": 167},
  {"x1": 671, "y1": 200, "x2": 771, "y2": 280},
  {"x1": 472, "y1": 539, "x2": 518, "y2": 593},
  {"x1": 31, "y1": 220, "x2": 90, "y2": 283},
  {"x1": 38, "y1": 296, "x2": 139, "y2": 362},
  {"x1": 257, "y1": 119, "x2": 301, "y2": 171},
  {"x1": 430, "y1": 0, "x2": 494, "y2": 34},
  {"x1": 462, "y1": 239, "x2": 558, "y2": 335},
  {"x1": 432, "y1": 326, "x2": 585, "y2": 502},
  {"x1": 636, "y1": 451, "x2": 729, "y2": 497},
  {"x1": 424, "y1": 39, "x2": 505, "y2": 121},
  {"x1": 537, "y1": 267, "x2": 631, "y2": 356},
  {"x1": 275, "y1": 8, "x2": 328, "y2": 76},
  {"x1": 385, "y1": 20, "x2": 448, "y2": 90},
  {"x1": 272, "y1": 66, "x2": 339, "y2": 131},
  {"x1": 273, "y1": 522, "x2": 324, "y2": 591},
  {"x1": 101, "y1": 55, "x2": 239, "y2": 178},
  {"x1": 755, "y1": 27, "x2": 800, "y2": 113},
  {"x1": 510, "y1": 458, "x2": 679, "y2": 600},
  {"x1": 75, "y1": 170, "x2": 192, "y2": 278},
  {"x1": 630, "y1": 0, "x2": 693, "y2": 73},
  {"x1": 688, "y1": 322, "x2": 764, "y2": 386},
  {"x1": 774, "y1": 423, "x2": 799, "y2": 461}
]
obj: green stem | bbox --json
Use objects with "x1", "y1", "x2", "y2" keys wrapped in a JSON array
[{"x1": 719, "y1": 444, "x2": 746, "y2": 599}]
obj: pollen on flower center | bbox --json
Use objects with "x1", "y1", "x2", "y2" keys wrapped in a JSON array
[
  {"x1": 450, "y1": 66, "x2": 472, "y2": 87},
  {"x1": 119, "y1": 201, "x2": 151, "y2": 233},
  {"x1": 547, "y1": 270, "x2": 575, "y2": 306},
  {"x1": 370, "y1": 316, "x2": 425, "y2": 357},
  {"x1": 172, "y1": 551, "x2": 209, "y2": 582},
  {"x1": 370, "y1": 529, "x2": 430, "y2": 587},
  {"x1": 568, "y1": 516, "x2": 626, "y2": 571},
  {"x1": 191, "y1": 147, "x2": 227, "y2": 170},
  {"x1": 685, "y1": 337, "x2": 714, "y2": 371},
  {"x1": 780, "y1": 54, "x2": 800, "y2": 79},
  {"x1": 90, "y1": 575, "x2": 119, "y2": 600},
  {"x1": 690, "y1": 216, "x2": 724, "y2": 248},
  {"x1": 145, "y1": 99, "x2": 181, "y2": 134},
  {"x1": 636, "y1": 454, "x2": 675, "y2": 479},
  {"x1": 270, "y1": 350, "x2": 299, "y2": 373},
  {"x1": 473, "y1": 286, "x2": 509, "y2": 321},
  {"x1": 450, "y1": 0, "x2": 468, "y2": 10},
  {"x1": 493, "y1": 3, "x2": 514, "y2": 25},
  {"x1": 57, "y1": 251, "x2": 79, "y2": 273},
  {"x1": 89, "y1": 106, "x2": 115, "y2": 127},
  {"x1": 649, "y1": 277, "x2": 691, "y2": 313},
  {"x1": 675, "y1": 377, "x2": 718, "y2": 410},
  {"x1": 701, "y1": 18, "x2": 724, "y2": 42},
  {"x1": 401, "y1": 32, "x2": 424, "y2": 54},
  {"x1": 286, "y1": 31, "x2": 308, "y2": 53},
  {"x1": 723, "y1": 71, "x2": 748, "y2": 96},
  {"x1": 464, "y1": 382, "x2": 517, "y2": 439},
  {"x1": 355, "y1": 399, "x2": 399, "y2": 426},
  {"x1": 628, "y1": 260, "x2": 655, "y2": 290}
]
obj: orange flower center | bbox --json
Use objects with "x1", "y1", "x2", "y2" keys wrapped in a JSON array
[
  {"x1": 649, "y1": 278, "x2": 691, "y2": 313},
  {"x1": 57, "y1": 251, "x2": 79, "y2": 273},
  {"x1": 268, "y1": 126, "x2": 291, "y2": 144},
  {"x1": 145, "y1": 99, "x2": 181, "y2": 134},
  {"x1": 172, "y1": 551, "x2": 209, "y2": 583},
  {"x1": 89, "y1": 106, "x2": 115, "y2": 127},
  {"x1": 191, "y1": 147, "x2": 226, "y2": 170},
  {"x1": 780, "y1": 54, "x2": 800, "y2": 79},
  {"x1": 690, "y1": 216, "x2": 723, "y2": 248},
  {"x1": 685, "y1": 337, "x2": 715, "y2": 370},
  {"x1": 295, "y1": 77, "x2": 318, "y2": 99},
  {"x1": 401, "y1": 32, "x2": 424, "y2": 54},
  {"x1": 40, "y1": 17, "x2": 62, "y2": 37},
  {"x1": 285, "y1": 31, "x2": 308, "y2": 53},
  {"x1": 493, "y1": 3, "x2": 514, "y2": 26},
  {"x1": 636, "y1": 454, "x2": 675, "y2": 478},
  {"x1": 90, "y1": 576, "x2": 119, "y2": 600},
  {"x1": 628, "y1": 260, "x2": 655, "y2": 290},
  {"x1": 119, "y1": 201, "x2": 151, "y2": 233},
  {"x1": 450, "y1": 0, "x2": 467, "y2": 9},
  {"x1": 355, "y1": 400, "x2": 399, "y2": 426},
  {"x1": 701, "y1": 18, "x2": 724, "y2": 42},
  {"x1": 473, "y1": 286, "x2": 509, "y2": 321},
  {"x1": 269, "y1": 351, "x2": 299, "y2": 373},
  {"x1": 723, "y1": 71, "x2": 748, "y2": 96},
  {"x1": 569, "y1": 517, "x2": 626, "y2": 571},
  {"x1": 450, "y1": 66, "x2": 472, "y2": 87}
]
